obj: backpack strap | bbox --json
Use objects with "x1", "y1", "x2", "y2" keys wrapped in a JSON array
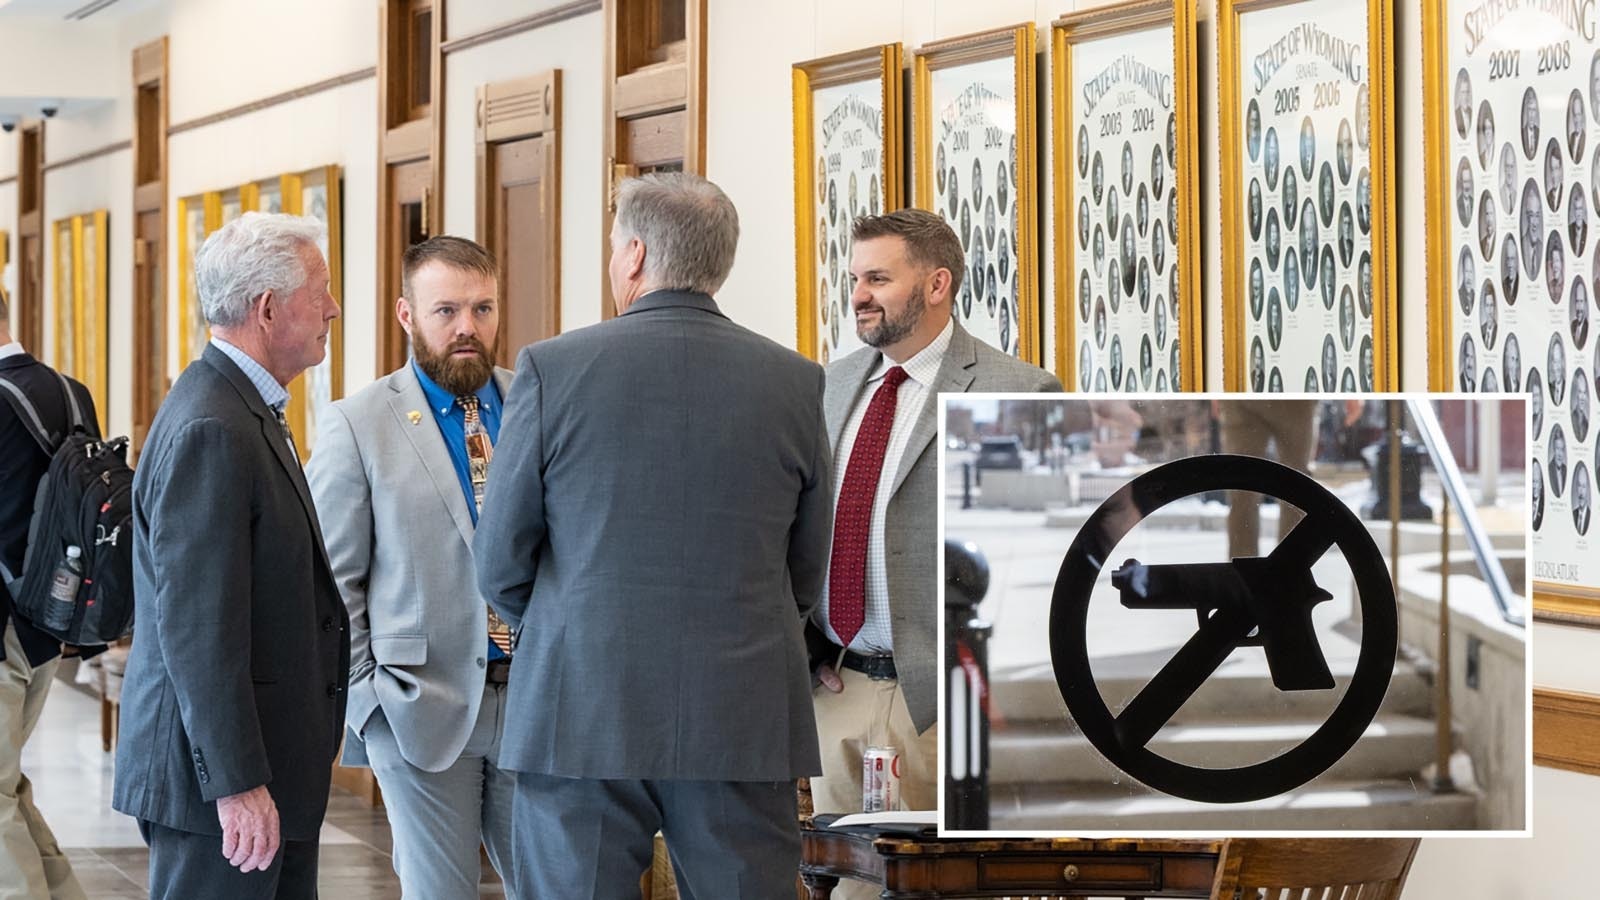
[
  {"x1": 52, "y1": 369, "x2": 85, "y2": 433},
  {"x1": 0, "y1": 371, "x2": 55, "y2": 456}
]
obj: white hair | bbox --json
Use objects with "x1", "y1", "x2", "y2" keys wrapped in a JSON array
[
  {"x1": 195, "y1": 212, "x2": 326, "y2": 328},
  {"x1": 613, "y1": 172, "x2": 739, "y2": 295}
]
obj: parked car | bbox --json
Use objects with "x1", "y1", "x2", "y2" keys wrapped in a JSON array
[{"x1": 975, "y1": 436, "x2": 1024, "y2": 471}]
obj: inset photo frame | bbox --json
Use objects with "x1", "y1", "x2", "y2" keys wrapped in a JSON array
[
  {"x1": 1053, "y1": 0, "x2": 1202, "y2": 392},
  {"x1": 52, "y1": 210, "x2": 109, "y2": 430},
  {"x1": 793, "y1": 43, "x2": 904, "y2": 365},
  {"x1": 175, "y1": 191, "x2": 221, "y2": 373},
  {"x1": 281, "y1": 164, "x2": 345, "y2": 461},
  {"x1": 913, "y1": 24, "x2": 1040, "y2": 364},
  {"x1": 1219, "y1": 0, "x2": 1398, "y2": 392},
  {"x1": 1423, "y1": 2, "x2": 1600, "y2": 621}
]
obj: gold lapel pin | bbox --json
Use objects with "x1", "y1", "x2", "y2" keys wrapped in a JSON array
[{"x1": 407, "y1": 410, "x2": 423, "y2": 425}]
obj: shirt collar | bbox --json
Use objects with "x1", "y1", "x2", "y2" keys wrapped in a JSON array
[
  {"x1": 210, "y1": 337, "x2": 289, "y2": 412},
  {"x1": 869, "y1": 317, "x2": 954, "y2": 389},
  {"x1": 412, "y1": 359, "x2": 498, "y2": 416},
  {"x1": 0, "y1": 341, "x2": 24, "y2": 362}
]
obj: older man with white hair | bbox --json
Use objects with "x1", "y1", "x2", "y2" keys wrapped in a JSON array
[
  {"x1": 112, "y1": 212, "x2": 348, "y2": 900},
  {"x1": 475, "y1": 172, "x2": 833, "y2": 898}
]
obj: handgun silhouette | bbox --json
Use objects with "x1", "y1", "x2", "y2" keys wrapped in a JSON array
[{"x1": 1105, "y1": 527, "x2": 1335, "y2": 749}]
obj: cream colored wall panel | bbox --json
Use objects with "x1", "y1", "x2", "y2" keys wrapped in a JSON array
[
  {"x1": 165, "y1": 0, "x2": 375, "y2": 124},
  {"x1": 0, "y1": 19, "x2": 119, "y2": 103},
  {"x1": 441, "y1": 11, "x2": 605, "y2": 337},
  {"x1": 444, "y1": 0, "x2": 584, "y2": 41}
]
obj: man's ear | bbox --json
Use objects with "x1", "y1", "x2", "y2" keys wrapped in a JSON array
[
  {"x1": 396, "y1": 296, "x2": 414, "y2": 335},
  {"x1": 926, "y1": 267, "x2": 953, "y2": 310}
]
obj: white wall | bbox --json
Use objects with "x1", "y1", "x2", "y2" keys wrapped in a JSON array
[
  {"x1": 0, "y1": 17, "x2": 119, "y2": 103},
  {"x1": 439, "y1": 7, "x2": 606, "y2": 334}
]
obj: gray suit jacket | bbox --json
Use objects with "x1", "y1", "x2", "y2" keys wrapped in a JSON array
[
  {"x1": 474, "y1": 290, "x2": 833, "y2": 781},
  {"x1": 112, "y1": 345, "x2": 350, "y2": 842},
  {"x1": 813, "y1": 320, "x2": 1060, "y2": 733},
  {"x1": 306, "y1": 364, "x2": 514, "y2": 773}
]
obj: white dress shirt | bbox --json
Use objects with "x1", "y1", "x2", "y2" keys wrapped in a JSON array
[{"x1": 817, "y1": 317, "x2": 954, "y2": 654}]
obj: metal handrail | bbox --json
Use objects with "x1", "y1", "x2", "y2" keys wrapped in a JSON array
[{"x1": 1406, "y1": 400, "x2": 1525, "y2": 628}]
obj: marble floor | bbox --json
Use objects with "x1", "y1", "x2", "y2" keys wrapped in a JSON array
[{"x1": 22, "y1": 678, "x2": 506, "y2": 899}]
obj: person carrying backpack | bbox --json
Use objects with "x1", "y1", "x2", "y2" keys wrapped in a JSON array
[{"x1": 0, "y1": 296, "x2": 93, "y2": 900}]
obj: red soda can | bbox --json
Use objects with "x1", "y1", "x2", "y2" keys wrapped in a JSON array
[{"x1": 862, "y1": 746, "x2": 901, "y2": 812}]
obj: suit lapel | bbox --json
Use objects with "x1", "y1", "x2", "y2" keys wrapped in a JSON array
[
  {"x1": 889, "y1": 323, "x2": 977, "y2": 498},
  {"x1": 202, "y1": 346, "x2": 333, "y2": 571},
  {"x1": 826, "y1": 350, "x2": 878, "y2": 450},
  {"x1": 388, "y1": 366, "x2": 476, "y2": 548}
]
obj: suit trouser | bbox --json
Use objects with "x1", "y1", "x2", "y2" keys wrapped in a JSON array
[
  {"x1": 511, "y1": 772, "x2": 800, "y2": 900},
  {"x1": 0, "y1": 622, "x2": 86, "y2": 900},
  {"x1": 809, "y1": 667, "x2": 939, "y2": 900},
  {"x1": 363, "y1": 682, "x2": 516, "y2": 900},
  {"x1": 140, "y1": 820, "x2": 317, "y2": 900},
  {"x1": 1220, "y1": 400, "x2": 1318, "y2": 560}
]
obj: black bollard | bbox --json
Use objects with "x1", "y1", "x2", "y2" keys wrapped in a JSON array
[
  {"x1": 944, "y1": 539, "x2": 992, "y2": 830},
  {"x1": 1361, "y1": 435, "x2": 1435, "y2": 520},
  {"x1": 962, "y1": 462, "x2": 973, "y2": 510}
]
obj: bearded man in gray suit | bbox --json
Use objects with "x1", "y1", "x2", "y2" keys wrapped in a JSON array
[
  {"x1": 808, "y1": 211, "x2": 1058, "y2": 894},
  {"x1": 113, "y1": 213, "x2": 347, "y2": 900},
  {"x1": 474, "y1": 172, "x2": 832, "y2": 899},
  {"x1": 306, "y1": 236, "x2": 516, "y2": 899}
]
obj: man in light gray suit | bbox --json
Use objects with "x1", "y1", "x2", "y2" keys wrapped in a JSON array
[
  {"x1": 475, "y1": 172, "x2": 832, "y2": 899},
  {"x1": 808, "y1": 210, "x2": 1058, "y2": 879},
  {"x1": 306, "y1": 236, "x2": 515, "y2": 899},
  {"x1": 113, "y1": 213, "x2": 348, "y2": 900}
]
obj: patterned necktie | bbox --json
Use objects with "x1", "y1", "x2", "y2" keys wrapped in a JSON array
[
  {"x1": 458, "y1": 395, "x2": 514, "y2": 656},
  {"x1": 827, "y1": 366, "x2": 909, "y2": 647},
  {"x1": 272, "y1": 406, "x2": 298, "y2": 462}
]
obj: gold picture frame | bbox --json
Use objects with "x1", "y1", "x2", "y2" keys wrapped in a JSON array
[
  {"x1": 1218, "y1": 0, "x2": 1398, "y2": 391},
  {"x1": 175, "y1": 191, "x2": 221, "y2": 372},
  {"x1": 51, "y1": 211, "x2": 109, "y2": 431},
  {"x1": 912, "y1": 24, "x2": 1040, "y2": 364},
  {"x1": 1424, "y1": 4, "x2": 1600, "y2": 622},
  {"x1": 0, "y1": 230, "x2": 10, "y2": 317},
  {"x1": 792, "y1": 43, "x2": 904, "y2": 365},
  {"x1": 283, "y1": 165, "x2": 345, "y2": 461},
  {"x1": 1053, "y1": 0, "x2": 1203, "y2": 391},
  {"x1": 173, "y1": 166, "x2": 344, "y2": 460}
]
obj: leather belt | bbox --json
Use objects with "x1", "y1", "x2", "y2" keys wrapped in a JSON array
[
  {"x1": 839, "y1": 649, "x2": 896, "y2": 681},
  {"x1": 486, "y1": 658, "x2": 512, "y2": 685}
]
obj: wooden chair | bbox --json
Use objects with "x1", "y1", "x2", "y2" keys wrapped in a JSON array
[{"x1": 1209, "y1": 838, "x2": 1421, "y2": 900}]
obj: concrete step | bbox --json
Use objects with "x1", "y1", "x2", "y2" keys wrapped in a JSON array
[
  {"x1": 990, "y1": 777, "x2": 1480, "y2": 831},
  {"x1": 989, "y1": 713, "x2": 1440, "y2": 786},
  {"x1": 990, "y1": 660, "x2": 1434, "y2": 724}
]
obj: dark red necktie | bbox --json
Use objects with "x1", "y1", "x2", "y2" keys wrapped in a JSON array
[{"x1": 828, "y1": 366, "x2": 909, "y2": 647}]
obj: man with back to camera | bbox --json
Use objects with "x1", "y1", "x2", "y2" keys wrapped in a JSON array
[
  {"x1": 475, "y1": 172, "x2": 833, "y2": 898},
  {"x1": 808, "y1": 209, "x2": 1059, "y2": 898},
  {"x1": 0, "y1": 292, "x2": 96, "y2": 900},
  {"x1": 306, "y1": 236, "x2": 515, "y2": 898},
  {"x1": 112, "y1": 213, "x2": 348, "y2": 900}
]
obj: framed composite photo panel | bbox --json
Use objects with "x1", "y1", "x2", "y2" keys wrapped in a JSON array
[
  {"x1": 1423, "y1": 1, "x2": 1600, "y2": 621},
  {"x1": 1220, "y1": 0, "x2": 1398, "y2": 392},
  {"x1": 52, "y1": 210, "x2": 109, "y2": 431},
  {"x1": 793, "y1": 43, "x2": 904, "y2": 365},
  {"x1": 1054, "y1": 0, "x2": 1202, "y2": 392},
  {"x1": 283, "y1": 164, "x2": 345, "y2": 461},
  {"x1": 913, "y1": 24, "x2": 1040, "y2": 364}
]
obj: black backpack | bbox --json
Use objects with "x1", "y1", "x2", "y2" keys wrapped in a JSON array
[{"x1": 0, "y1": 370, "x2": 135, "y2": 646}]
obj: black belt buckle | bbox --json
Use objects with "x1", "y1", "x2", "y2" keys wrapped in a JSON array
[
  {"x1": 840, "y1": 649, "x2": 896, "y2": 681},
  {"x1": 486, "y1": 658, "x2": 512, "y2": 685}
]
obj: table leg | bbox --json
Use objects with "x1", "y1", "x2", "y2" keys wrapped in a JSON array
[{"x1": 799, "y1": 873, "x2": 839, "y2": 899}]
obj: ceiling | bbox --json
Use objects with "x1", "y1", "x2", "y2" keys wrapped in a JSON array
[{"x1": 0, "y1": 0, "x2": 156, "y2": 21}]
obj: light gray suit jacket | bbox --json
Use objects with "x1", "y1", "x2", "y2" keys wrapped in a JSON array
[
  {"x1": 813, "y1": 320, "x2": 1060, "y2": 733},
  {"x1": 474, "y1": 290, "x2": 833, "y2": 782},
  {"x1": 306, "y1": 363, "x2": 514, "y2": 773}
]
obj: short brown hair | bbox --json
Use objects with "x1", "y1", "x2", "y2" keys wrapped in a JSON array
[
  {"x1": 401, "y1": 236, "x2": 499, "y2": 301},
  {"x1": 851, "y1": 208, "x2": 966, "y2": 296}
]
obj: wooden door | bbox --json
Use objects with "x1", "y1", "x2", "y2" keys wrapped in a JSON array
[
  {"x1": 17, "y1": 233, "x2": 41, "y2": 352},
  {"x1": 381, "y1": 160, "x2": 431, "y2": 374},
  {"x1": 132, "y1": 210, "x2": 165, "y2": 450},
  {"x1": 492, "y1": 138, "x2": 558, "y2": 365}
]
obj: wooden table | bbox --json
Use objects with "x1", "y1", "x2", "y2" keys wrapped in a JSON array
[{"x1": 799, "y1": 822, "x2": 1223, "y2": 899}]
